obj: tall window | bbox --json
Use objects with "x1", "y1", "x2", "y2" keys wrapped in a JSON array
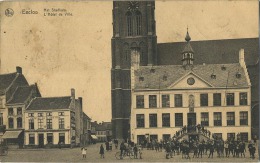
[
  {"x1": 136, "y1": 11, "x2": 142, "y2": 35},
  {"x1": 0, "y1": 113, "x2": 3, "y2": 125},
  {"x1": 227, "y1": 112, "x2": 235, "y2": 126},
  {"x1": 226, "y1": 93, "x2": 234, "y2": 106},
  {"x1": 126, "y1": 12, "x2": 133, "y2": 36},
  {"x1": 214, "y1": 133, "x2": 222, "y2": 139},
  {"x1": 59, "y1": 133, "x2": 65, "y2": 144},
  {"x1": 239, "y1": 93, "x2": 247, "y2": 105},
  {"x1": 8, "y1": 118, "x2": 13, "y2": 128},
  {"x1": 47, "y1": 133, "x2": 53, "y2": 144},
  {"x1": 59, "y1": 118, "x2": 65, "y2": 129},
  {"x1": 174, "y1": 94, "x2": 183, "y2": 107},
  {"x1": 162, "y1": 95, "x2": 170, "y2": 108},
  {"x1": 162, "y1": 113, "x2": 170, "y2": 127},
  {"x1": 163, "y1": 134, "x2": 170, "y2": 141},
  {"x1": 240, "y1": 132, "x2": 248, "y2": 141},
  {"x1": 213, "y1": 93, "x2": 221, "y2": 106},
  {"x1": 149, "y1": 114, "x2": 157, "y2": 127},
  {"x1": 136, "y1": 114, "x2": 144, "y2": 128},
  {"x1": 200, "y1": 94, "x2": 208, "y2": 106},
  {"x1": 240, "y1": 111, "x2": 248, "y2": 125},
  {"x1": 17, "y1": 117, "x2": 22, "y2": 128},
  {"x1": 17, "y1": 107, "x2": 22, "y2": 115},
  {"x1": 149, "y1": 95, "x2": 157, "y2": 108},
  {"x1": 175, "y1": 113, "x2": 183, "y2": 127},
  {"x1": 47, "y1": 118, "x2": 52, "y2": 129},
  {"x1": 8, "y1": 118, "x2": 14, "y2": 128},
  {"x1": 8, "y1": 108, "x2": 13, "y2": 116},
  {"x1": 214, "y1": 112, "x2": 222, "y2": 126},
  {"x1": 136, "y1": 95, "x2": 144, "y2": 108},
  {"x1": 38, "y1": 118, "x2": 44, "y2": 129},
  {"x1": 29, "y1": 134, "x2": 35, "y2": 145},
  {"x1": 150, "y1": 135, "x2": 158, "y2": 141},
  {"x1": 201, "y1": 112, "x2": 209, "y2": 126},
  {"x1": 29, "y1": 119, "x2": 34, "y2": 129}
]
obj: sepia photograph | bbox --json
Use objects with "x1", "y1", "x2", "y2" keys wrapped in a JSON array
[{"x1": 0, "y1": 0, "x2": 258, "y2": 162}]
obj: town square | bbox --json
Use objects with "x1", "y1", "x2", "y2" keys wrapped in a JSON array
[{"x1": 0, "y1": 142, "x2": 258, "y2": 162}]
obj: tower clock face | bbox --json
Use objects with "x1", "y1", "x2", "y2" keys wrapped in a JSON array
[
  {"x1": 128, "y1": 1, "x2": 139, "y2": 11},
  {"x1": 187, "y1": 77, "x2": 195, "y2": 85}
]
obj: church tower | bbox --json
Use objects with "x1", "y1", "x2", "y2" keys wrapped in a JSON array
[{"x1": 111, "y1": 1, "x2": 157, "y2": 140}]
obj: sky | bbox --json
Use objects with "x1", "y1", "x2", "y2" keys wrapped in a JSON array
[{"x1": 0, "y1": 1, "x2": 258, "y2": 122}]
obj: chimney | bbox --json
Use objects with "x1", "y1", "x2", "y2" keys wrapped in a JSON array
[
  {"x1": 71, "y1": 88, "x2": 75, "y2": 100},
  {"x1": 71, "y1": 88, "x2": 76, "y2": 110},
  {"x1": 239, "y1": 49, "x2": 245, "y2": 66},
  {"x1": 16, "y1": 66, "x2": 22, "y2": 74},
  {"x1": 31, "y1": 83, "x2": 37, "y2": 97},
  {"x1": 78, "y1": 97, "x2": 83, "y2": 109}
]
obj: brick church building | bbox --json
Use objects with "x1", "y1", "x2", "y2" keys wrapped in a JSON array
[{"x1": 111, "y1": 1, "x2": 259, "y2": 140}]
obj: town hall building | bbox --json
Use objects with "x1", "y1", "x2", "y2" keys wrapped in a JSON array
[
  {"x1": 111, "y1": 1, "x2": 258, "y2": 141},
  {"x1": 130, "y1": 31, "x2": 252, "y2": 143}
]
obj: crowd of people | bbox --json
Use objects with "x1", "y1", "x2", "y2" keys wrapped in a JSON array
[
  {"x1": 80, "y1": 129, "x2": 258, "y2": 160},
  {"x1": 137, "y1": 135, "x2": 257, "y2": 160}
]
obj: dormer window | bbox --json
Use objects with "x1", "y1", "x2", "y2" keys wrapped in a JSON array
[
  {"x1": 211, "y1": 74, "x2": 216, "y2": 79},
  {"x1": 221, "y1": 65, "x2": 226, "y2": 71},
  {"x1": 163, "y1": 75, "x2": 167, "y2": 81},
  {"x1": 139, "y1": 76, "x2": 144, "y2": 82},
  {"x1": 236, "y1": 72, "x2": 241, "y2": 78}
]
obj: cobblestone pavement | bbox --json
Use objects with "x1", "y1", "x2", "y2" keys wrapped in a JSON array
[{"x1": 1, "y1": 143, "x2": 259, "y2": 162}]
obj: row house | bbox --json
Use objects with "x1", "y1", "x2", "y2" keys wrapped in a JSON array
[
  {"x1": 0, "y1": 67, "x2": 30, "y2": 148},
  {"x1": 3, "y1": 84, "x2": 41, "y2": 148},
  {"x1": 130, "y1": 32, "x2": 252, "y2": 144},
  {"x1": 24, "y1": 89, "x2": 81, "y2": 148}
]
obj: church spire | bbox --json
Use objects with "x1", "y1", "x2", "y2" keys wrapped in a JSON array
[
  {"x1": 185, "y1": 27, "x2": 191, "y2": 42},
  {"x1": 182, "y1": 28, "x2": 194, "y2": 66}
]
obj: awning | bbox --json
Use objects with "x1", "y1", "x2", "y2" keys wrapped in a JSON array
[
  {"x1": 91, "y1": 135, "x2": 98, "y2": 139},
  {"x1": 2, "y1": 130, "x2": 22, "y2": 139}
]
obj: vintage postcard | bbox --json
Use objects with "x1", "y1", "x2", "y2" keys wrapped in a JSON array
[{"x1": 0, "y1": 0, "x2": 258, "y2": 162}]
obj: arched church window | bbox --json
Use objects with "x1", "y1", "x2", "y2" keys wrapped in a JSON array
[
  {"x1": 126, "y1": 12, "x2": 133, "y2": 36},
  {"x1": 139, "y1": 42, "x2": 145, "y2": 63},
  {"x1": 135, "y1": 11, "x2": 142, "y2": 35},
  {"x1": 123, "y1": 43, "x2": 129, "y2": 62}
]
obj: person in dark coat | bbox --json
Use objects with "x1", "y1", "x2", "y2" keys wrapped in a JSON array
[
  {"x1": 133, "y1": 144, "x2": 138, "y2": 159},
  {"x1": 105, "y1": 141, "x2": 109, "y2": 151},
  {"x1": 251, "y1": 145, "x2": 256, "y2": 159},
  {"x1": 248, "y1": 141, "x2": 253, "y2": 158},
  {"x1": 208, "y1": 142, "x2": 214, "y2": 158},
  {"x1": 120, "y1": 142, "x2": 126, "y2": 159},
  {"x1": 99, "y1": 144, "x2": 105, "y2": 158},
  {"x1": 198, "y1": 142, "x2": 204, "y2": 158},
  {"x1": 165, "y1": 143, "x2": 171, "y2": 159}
]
